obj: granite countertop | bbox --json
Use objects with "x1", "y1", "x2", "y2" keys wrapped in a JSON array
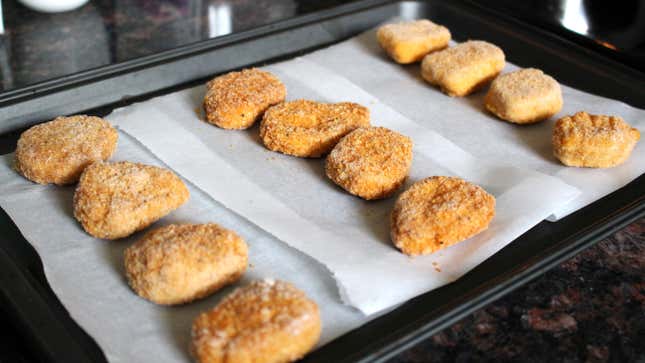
[
  {"x1": 0, "y1": 1, "x2": 643, "y2": 362},
  {"x1": 389, "y1": 218, "x2": 644, "y2": 362}
]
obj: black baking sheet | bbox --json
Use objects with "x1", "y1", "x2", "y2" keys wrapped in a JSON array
[{"x1": 0, "y1": 1, "x2": 643, "y2": 362}]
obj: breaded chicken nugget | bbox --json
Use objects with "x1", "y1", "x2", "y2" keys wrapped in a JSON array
[
  {"x1": 421, "y1": 40, "x2": 505, "y2": 97},
  {"x1": 124, "y1": 223, "x2": 247, "y2": 305},
  {"x1": 376, "y1": 19, "x2": 451, "y2": 64},
  {"x1": 326, "y1": 127, "x2": 413, "y2": 200},
  {"x1": 204, "y1": 68, "x2": 286, "y2": 129},
  {"x1": 259, "y1": 99, "x2": 370, "y2": 157},
  {"x1": 191, "y1": 279, "x2": 321, "y2": 363},
  {"x1": 485, "y1": 68, "x2": 563, "y2": 124},
  {"x1": 15, "y1": 115, "x2": 118, "y2": 185},
  {"x1": 553, "y1": 111, "x2": 640, "y2": 168},
  {"x1": 391, "y1": 176, "x2": 495, "y2": 256},
  {"x1": 73, "y1": 161, "x2": 189, "y2": 239}
]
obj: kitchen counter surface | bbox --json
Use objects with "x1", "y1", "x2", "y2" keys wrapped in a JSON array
[
  {"x1": 0, "y1": 1, "x2": 643, "y2": 362},
  {"x1": 389, "y1": 217, "x2": 644, "y2": 362}
]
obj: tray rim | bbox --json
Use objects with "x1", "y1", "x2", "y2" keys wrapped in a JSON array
[
  {"x1": 0, "y1": 0, "x2": 394, "y2": 106},
  {"x1": 0, "y1": 0, "x2": 401, "y2": 134},
  {"x1": 0, "y1": 1, "x2": 643, "y2": 362},
  {"x1": 2, "y1": 0, "x2": 644, "y2": 109}
]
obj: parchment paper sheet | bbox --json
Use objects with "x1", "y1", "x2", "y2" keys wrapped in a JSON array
[
  {"x1": 302, "y1": 30, "x2": 645, "y2": 220},
  {"x1": 109, "y1": 56, "x2": 579, "y2": 314},
  {"x1": 0, "y1": 134, "x2": 367, "y2": 363}
]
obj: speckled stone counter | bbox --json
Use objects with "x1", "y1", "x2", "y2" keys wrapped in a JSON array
[
  {"x1": 389, "y1": 218, "x2": 644, "y2": 362},
  {"x1": 1, "y1": 1, "x2": 643, "y2": 362}
]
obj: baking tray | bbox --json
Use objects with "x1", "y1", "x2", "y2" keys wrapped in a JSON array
[{"x1": 0, "y1": 0, "x2": 643, "y2": 362}]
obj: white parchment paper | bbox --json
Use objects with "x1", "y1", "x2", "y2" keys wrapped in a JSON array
[
  {"x1": 302, "y1": 30, "x2": 645, "y2": 220},
  {"x1": 109, "y1": 56, "x2": 579, "y2": 314},
  {"x1": 0, "y1": 134, "x2": 367, "y2": 363}
]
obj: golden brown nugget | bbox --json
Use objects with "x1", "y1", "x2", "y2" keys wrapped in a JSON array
[
  {"x1": 376, "y1": 19, "x2": 451, "y2": 64},
  {"x1": 124, "y1": 223, "x2": 247, "y2": 305},
  {"x1": 73, "y1": 161, "x2": 189, "y2": 239},
  {"x1": 259, "y1": 99, "x2": 370, "y2": 157},
  {"x1": 191, "y1": 279, "x2": 321, "y2": 363},
  {"x1": 15, "y1": 115, "x2": 118, "y2": 185},
  {"x1": 203, "y1": 68, "x2": 286, "y2": 129},
  {"x1": 485, "y1": 68, "x2": 563, "y2": 124},
  {"x1": 391, "y1": 176, "x2": 495, "y2": 256},
  {"x1": 326, "y1": 127, "x2": 413, "y2": 200},
  {"x1": 553, "y1": 111, "x2": 640, "y2": 168},
  {"x1": 421, "y1": 40, "x2": 505, "y2": 97}
]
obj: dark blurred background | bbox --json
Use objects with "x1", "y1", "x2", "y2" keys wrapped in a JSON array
[
  {"x1": 0, "y1": 0, "x2": 352, "y2": 91},
  {"x1": 0, "y1": 0, "x2": 643, "y2": 92}
]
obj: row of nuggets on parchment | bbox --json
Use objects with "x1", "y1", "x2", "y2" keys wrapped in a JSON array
[
  {"x1": 202, "y1": 67, "x2": 495, "y2": 257},
  {"x1": 13, "y1": 116, "x2": 320, "y2": 363},
  {"x1": 375, "y1": 19, "x2": 640, "y2": 167}
]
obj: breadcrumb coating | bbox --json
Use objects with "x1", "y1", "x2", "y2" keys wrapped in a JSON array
[
  {"x1": 376, "y1": 19, "x2": 451, "y2": 64},
  {"x1": 191, "y1": 279, "x2": 321, "y2": 363},
  {"x1": 73, "y1": 161, "x2": 189, "y2": 239},
  {"x1": 421, "y1": 40, "x2": 505, "y2": 97},
  {"x1": 204, "y1": 68, "x2": 286, "y2": 129},
  {"x1": 391, "y1": 176, "x2": 495, "y2": 256},
  {"x1": 124, "y1": 223, "x2": 248, "y2": 305},
  {"x1": 553, "y1": 111, "x2": 640, "y2": 168},
  {"x1": 15, "y1": 115, "x2": 118, "y2": 185},
  {"x1": 326, "y1": 127, "x2": 413, "y2": 200},
  {"x1": 259, "y1": 99, "x2": 370, "y2": 157},
  {"x1": 485, "y1": 68, "x2": 562, "y2": 124}
]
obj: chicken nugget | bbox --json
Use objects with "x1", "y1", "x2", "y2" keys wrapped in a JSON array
[
  {"x1": 73, "y1": 161, "x2": 189, "y2": 239},
  {"x1": 485, "y1": 68, "x2": 563, "y2": 124},
  {"x1": 259, "y1": 99, "x2": 370, "y2": 157},
  {"x1": 421, "y1": 40, "x2": 505, "y2": 97},
  {"x1": 391, "y1": 176, "x2": 495, "y2": 256},
  {"x1": 326, "y1": 127, "x2": 413, "y2": 200},
  {"x1": 124, "y1": 223, "x2": 247, "y2": 305},
  {"x1": 15, "y1": 115, "x2": 118, "y2": 185},
  {"x1": 203, "y1": 68, "x2": 286, "y2": 129},
  {"x1": 553, "y1": 111, "x2": 640, "y2": 168},
  {"x1": 376, "y1": 19, "x2": 451, "y2": 64},
  {"x1": 191, "y1": 279, "x2": 321, "y2": 363}
]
